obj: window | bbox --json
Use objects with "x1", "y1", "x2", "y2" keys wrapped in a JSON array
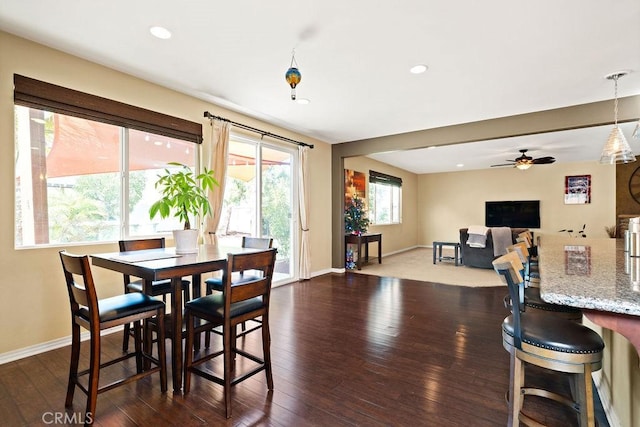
[
  {"x1": 368, "y1": 170, "x2": 402, "y2": 225},
  {"x1": 14, "y1": 75, "x2": 202, "y2": 247}
]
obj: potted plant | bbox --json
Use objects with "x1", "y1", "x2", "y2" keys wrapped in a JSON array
[{"x1": 149, "y1": 162, "x2": 218, "y2": 253}]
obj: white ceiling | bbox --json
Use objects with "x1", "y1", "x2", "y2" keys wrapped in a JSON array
[{"x1": 2, "y1": 1, "x2": 640, "y2": 173}]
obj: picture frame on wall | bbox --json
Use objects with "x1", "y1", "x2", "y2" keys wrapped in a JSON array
[
  {"x1": 344, "y1": 169, "x2": 366, "y2": 205},
  {"x1": 564, "y1": 174, "x2": 591, "y2": 204}
]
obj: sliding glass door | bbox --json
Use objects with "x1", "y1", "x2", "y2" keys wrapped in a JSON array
[{"x1": 216, "y1": 134, "x2": 297, "y2": 283}]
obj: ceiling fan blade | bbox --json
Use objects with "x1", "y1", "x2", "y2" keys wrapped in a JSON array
[
  {"x1": 490, "y1": 163, "x2": 516, "y2": 167},
  {"x1": 532, "y1": 157, "x2": 556, "y2": 164}
]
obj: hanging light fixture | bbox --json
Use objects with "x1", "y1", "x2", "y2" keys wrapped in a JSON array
[
  {"x1": 633, "y1": 120, "x2": 640, "y2": 140},
  {"x1": 599, "y1": 71, "x2": 636, "y2": 164},
  {"x1": 285, "y1": 50, "x2": 301, "y2": 100}
]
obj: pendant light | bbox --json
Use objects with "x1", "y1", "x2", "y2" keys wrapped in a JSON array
[
  {"x1": 599, "y1": 71, "x2": 636, "y2": 164},
  {"x1": 285, "y1": 50, "x2": 301, "y2": 101}
]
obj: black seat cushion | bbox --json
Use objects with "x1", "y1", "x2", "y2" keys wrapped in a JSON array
[
  {"x1": 204, "y1": 274, "x2": 262, "y2": 292},
  {"x1": 524, "y1": 287, "x2": 582, "y2": 314},
  {"x1": 185, "y1": 293, "x2": 263, "y2": 319},
  {"x1": 503, "y1": 311, "x2": 604, "y2": 354},
  {"x1": 127, "y1": 278, "x2": 190, "y2": 296},
  {"x1": 79, "y1": 293, "x2": 165, "y2": 323}
]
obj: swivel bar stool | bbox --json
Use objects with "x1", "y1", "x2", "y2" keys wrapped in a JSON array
[{"x1": 493, "y1": 252, "x2": 604, "y2": 426}]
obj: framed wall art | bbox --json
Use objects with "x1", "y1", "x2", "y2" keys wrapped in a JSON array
[
  {"x1": 564, "y1": 174, "x2": 591, "y2": 204},
  {"x1": 344, "y1": 169, "x2": 366, "y2": 206}
]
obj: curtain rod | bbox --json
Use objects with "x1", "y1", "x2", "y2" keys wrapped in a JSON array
[{"x1": 203, "y1": 111, "x2": 314, "y2": 149}]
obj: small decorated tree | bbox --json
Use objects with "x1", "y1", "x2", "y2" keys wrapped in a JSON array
[{"x1": 344, "y1": 195, "x2": 370, "y2": 235}]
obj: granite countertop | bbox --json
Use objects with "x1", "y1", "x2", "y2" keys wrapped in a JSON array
[{"x1": 538, "y1": 235, "x2": 640, "y2": 316}]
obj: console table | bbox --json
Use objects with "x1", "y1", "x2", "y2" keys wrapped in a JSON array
[{"x1": 345, "y1": 233, "x2": 382, "y2": 270}]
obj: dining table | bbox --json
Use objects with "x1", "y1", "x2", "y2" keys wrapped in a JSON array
[
  {"x1": 91, "y1": 243, "x2": 259, "y2": 392},
  {"x1": 537, "y1": 235, "x2": 640, "y2": 356}
]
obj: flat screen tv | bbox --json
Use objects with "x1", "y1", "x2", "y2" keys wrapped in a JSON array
[{"x1": 485, "y1": 200, "x2": 540, "y2": 229}]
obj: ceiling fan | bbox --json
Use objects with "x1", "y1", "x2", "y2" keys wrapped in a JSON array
[{"x1": 490, "y1": 149, "x2": 556, "y2": 170}]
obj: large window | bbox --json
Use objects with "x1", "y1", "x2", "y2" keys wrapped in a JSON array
[
  {"x1": 368, "y1": 170, "x2": 402, "y2": 225},
  {"x1": 13, "y1": 75, "x2": 201, "y2": 247}
]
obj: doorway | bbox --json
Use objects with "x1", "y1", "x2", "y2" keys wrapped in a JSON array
[{"x1": 215, "y1": 133, "x2": 297, "y2": 284}]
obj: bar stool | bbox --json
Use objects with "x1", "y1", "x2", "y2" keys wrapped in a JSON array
[
  {"x1": 119, "y1": 238, "x2": 192, "y2": 352},
  {"x1": 493, "y1": 252, "x2": 604, "y2": 426},
  {"x1": 59, "y1": 251, "x2": 167, "y2": 425},
  {"x1": 183, "y1": 248, "x2": 277, "y2": 418},
  {"x1": 204, "y1": 236, "x2": 273, "y2": 344}
]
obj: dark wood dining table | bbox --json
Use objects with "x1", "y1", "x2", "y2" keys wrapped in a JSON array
[{"x1": 91, "y1": 244, "x2": 258, "y2": 392}]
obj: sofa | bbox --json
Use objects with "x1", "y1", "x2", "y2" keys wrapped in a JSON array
[{"x1": 459, "y1": 227, "x2": 529, "y2": 269}]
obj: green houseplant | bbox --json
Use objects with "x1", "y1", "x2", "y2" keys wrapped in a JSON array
[
  {"x1": 149, "y1": 162, "x2": 218, "y2": 253},
  {"x1": 344, "y1": 195, "x2": 369, "y2": 235}
]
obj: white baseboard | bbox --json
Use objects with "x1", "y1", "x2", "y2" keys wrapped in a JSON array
[{"x1": 0, "y1": 327, "x2": 122, "y2": 365}]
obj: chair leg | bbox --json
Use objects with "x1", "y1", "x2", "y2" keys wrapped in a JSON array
[
  {"x1": 224, "y1": 322, "x2": 233, "y2": 418},
  {"x1": 122, "y1": 323, "x2": 131, "y2": 352},
  {"x1": 85, "y1": 328, "x2": 101, "y2": 423},
  {"x1": 508, "y1": 351, "x2": 524, "y2": 427},
  {"x1": 577, "y1": 367, "x2": 596, "y2": 427},
  {"x1": 133, "y1": 321, "x2": 143, "y2": 373},
  {"x1": 155, "y1": 310, "x2": 168, "y2": 392},
  {"x1": 204, "y1": 286, "x2": 212, "y2": 349},
  {"x1": 65, "y1": 323, "x2": 81, "y2": 408},
  {"x1": 262, "y1": 315, "x2": 274, "y2": 390},
  {"x1": 183, "y1": 311, "x2": 194, "y2": 393}
]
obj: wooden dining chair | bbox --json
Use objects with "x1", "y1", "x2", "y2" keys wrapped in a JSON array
[
  {"x1": 59, "y1": 251, "x2": 167, "y2": 425},
  {"x1": 183, "y1": 248, "x2": 277, "y2": 418},
  {"x1": 119, "y1": 238, "x2": 192, "y2": 352},
  {"x1": 493, "y1": 252, "x2": 604, "y2": 426},
  {"x1": 204, "y1": 236, "x2": 274, "y2": 293},
  {"x1": 204, "y1": 236, "x2": 273, "y2": 343}
]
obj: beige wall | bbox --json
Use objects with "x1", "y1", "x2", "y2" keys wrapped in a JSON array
[
  {"x1": 0, "y1": 31, "x2": 333, "y2": 355},
  {"x1": 418, "y1": 161, "x2": 616, "y2": 244},
  {"x1": 343, "y1": 157, "x2": 419, "y2": 255}
]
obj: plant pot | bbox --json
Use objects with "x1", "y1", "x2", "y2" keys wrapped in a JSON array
[{"x1": 173, "y1": 229, "x2": 199, "y2": 254}]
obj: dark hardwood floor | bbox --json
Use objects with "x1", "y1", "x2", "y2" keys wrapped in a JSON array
[{"x1": 0, "y1": 272, "x2": 600, "y2": 426}]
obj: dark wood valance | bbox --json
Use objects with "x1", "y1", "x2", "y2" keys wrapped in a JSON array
[
  {"x1": 369, "y1": 170, "x2": 402, "y2": 186},
  {"x1": 14, "y1": 74, "x2": 202, "y2": 143}
]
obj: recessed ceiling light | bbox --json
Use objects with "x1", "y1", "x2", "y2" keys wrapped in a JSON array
[
  {"x1": 150, "y1": 26, "x2": 172, "y2": 39},
  {"x1": 296, "y1": 98, "x2": 310, "y2": 105},
  {"x1": 426, "y1": 146, "x2": 436, "y2": 150},
  {"x1": 456, "y1": 163, "x2": 464, "y2": 168},
  {"x1": 410, "y1": 64, "x2": 428, "y2": 74}
]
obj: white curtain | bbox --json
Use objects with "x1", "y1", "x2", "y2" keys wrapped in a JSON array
[
  {"x1": 298, "y1": 146, "x2": 311, "y2": 279},
  {"x1": 204, "y1": 120, "x2": 230, "y2": 245}
]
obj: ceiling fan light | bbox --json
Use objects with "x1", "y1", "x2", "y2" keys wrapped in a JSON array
[
  {"x1": 599, "y1": 126, "x2": 636, "y2": 164},
  {"x1": 516, "y1": 162, "x2": 532, "y2": 170}
]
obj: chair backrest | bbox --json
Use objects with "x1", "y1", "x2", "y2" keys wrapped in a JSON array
[
  {"x1": 493, "y1": 251, "x2": 526, "y2": 348},
  {"x1": 242, "y1": 236, "x2": 274, "y2": 249},
  {"x1": 59, "y1": 251, "x2": 99, "y2": 326},
  {"x1": 223, "y1": 248, "x2": 277, "y2": 317},
  {"x1": 517, "y1": 231, "x2": 533, "y2": 248},
  {"x1": 119, "y1": 237, "x2": 166, "y2": 252},
  {"x1": 507, "y1": 242, "x2": 530, "y2": 266},
  {"x1": 118, "y1": 238, "x2": 166, "y2": 287}
]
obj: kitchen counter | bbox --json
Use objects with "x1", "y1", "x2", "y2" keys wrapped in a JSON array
[{"x1": 538, "y1": 235, "x2": 640, "y2": 353}]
